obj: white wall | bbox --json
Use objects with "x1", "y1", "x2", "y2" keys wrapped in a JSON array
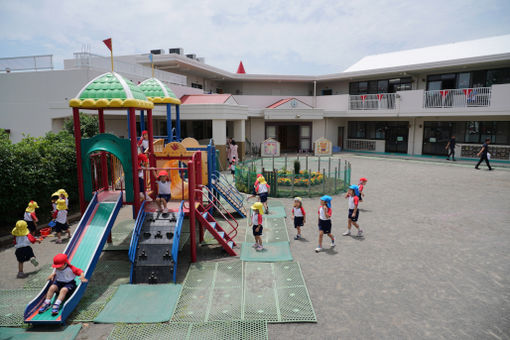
[
  {"x1": 221, "y1": 81, "x2": 312, "y2": 96},
  {"x1": 249, "y1": 118, "x2": 265, "y2": 146}
]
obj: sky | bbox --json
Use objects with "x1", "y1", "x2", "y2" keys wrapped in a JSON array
[{"x1": 1, "y1": 0, "x2": 510, "y2": 75}]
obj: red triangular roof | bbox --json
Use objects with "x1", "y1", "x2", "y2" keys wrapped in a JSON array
[
  {"x1": 236, "y1": 61, "x2": 246, "y2": 74},
  {"x1": 180, "y1": 94, "x2": 236, "y2": 104},
  {"x1": 267, "y1": 97, "x2": 310, "y2": 109}
]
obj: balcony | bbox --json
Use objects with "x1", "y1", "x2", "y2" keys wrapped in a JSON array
[
  {"x1": 423, "y1": 87, "x2": 491, "y2": 108},
  {"x1": 349, "y1": 93, "x2": 396, "y2": 110}
]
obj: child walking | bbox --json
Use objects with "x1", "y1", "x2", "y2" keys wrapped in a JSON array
[
  {"x1": 257, "y1": 176, "x2": 270, "y2": 214},
  {"x1": 153, "y1": 170, "x2": 171, "y2": 213},
  {"x1": 358, "y1": 177, "x2": 367, "y2": 202},
  {"x1": 12, "y1": 220, "x2": 41, "y2": 278},
  {"x1": 291, "y1": 197, "x2": 306, "y2": 240},
  {"x1": 315, "y1": 195, "x2": 335, "y2": 253},
  {"x1": 53, "y1": 199, "x2": 71, "y2": 243},
  {"x1": 251, "y1": 202, "x2": 264, "y2": 251},
  {"x1": 24, "y1": 201, "x2": 39, "y2": 235},
  {"x1": 39, "y1": 253, "x2": 88, "y2": 316},
  {"x1": 343, "y1": 185, "x2": 363, "y2": 237}
]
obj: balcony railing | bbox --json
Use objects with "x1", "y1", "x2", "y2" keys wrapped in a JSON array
[
  {"x1": 349, "y1": 93, "x2": 396, "y2": 110},
  {"x1": 423, "y1": 87, "x2": 491, "y2": 108}
]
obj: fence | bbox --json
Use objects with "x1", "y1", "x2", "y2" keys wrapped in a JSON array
[
  {"x1": 235, "y1": 155, "x2": 351, "y2": 198},
  {"x1": 423, "y1": 87, "x2": 491, "y2": 108},
  {"x1": 0, "y1": 55, "x2": 53, "y2": 72},
  {"x1": 349, "y1": 93, "x2": 396, "y2": 110}
]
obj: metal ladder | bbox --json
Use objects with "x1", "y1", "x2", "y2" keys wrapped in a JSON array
[{"x1": 210, "y1": 171, "x2": 247, "y2": 217}]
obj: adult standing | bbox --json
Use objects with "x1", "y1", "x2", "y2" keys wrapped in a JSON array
[
  {"x1": 445, "y1": 135, "x2": 456, "y2": 161},
  {"x1": 226, "y1": 137, "x2": 232, "y2": 169},
  {"x1": 475, "y1": 138, "x2": 492, "y2": 170},
  {"x1": 229, "y1": 140, "x2": 239, "y2": 165}
]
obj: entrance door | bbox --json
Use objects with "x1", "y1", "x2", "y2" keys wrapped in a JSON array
[
  {"x1": 422, "y1": 122, "x2": 451, "y2": 155},
  {"x1": 338, "y1": 127, "x2": 344, "y2": 149},
  {"x1": 278, "y1": 125, "x2": 300, "y2": 152},
  {"x1": 385, "y1": 124, "x2": 408, "y2": 153}
]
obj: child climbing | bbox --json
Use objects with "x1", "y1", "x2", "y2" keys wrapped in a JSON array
[
  {"x1": 137, "y1": 130, "x2": 149, "y2": 153},
  {"x1": 138, "y1": 153, "x2": 148, "y2": 202},
  {"x1": 153, "y1": 170, "x2": 171, "y2": 213},
  {"x1": 343, "y1": 185, "x2": 363, "y2": 237},
  {"x1": 24, "y1": 201, "x2": 39, "y2": 235},
  {"x1": 38, "y1": 253, "x2": 88, "y2": 316},
  {"x1": 53, "y1": 199, "x2": 71, "y2": 244},
  {"x1": 291, "y1": 197, "x2": 306, "y2": 240},
  {"x1": 315, "y1": 195, "x2": 335, "y2": 253},
  {"x1": 257, "y1": 176, "x2": 270, "y2": 214},
  {"x1": 12, "y1": 220, "x2": 41, "y2": 278},
  {"x1": 251, "y1": 202, "x2": 264, "y2": 251}
]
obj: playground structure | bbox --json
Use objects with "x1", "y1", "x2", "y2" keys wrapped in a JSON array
[{"x1": 24, "y1": 72, "x2": 244, "y2": 325}]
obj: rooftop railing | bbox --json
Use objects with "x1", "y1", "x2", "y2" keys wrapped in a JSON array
[{"x1": 349, "y1": 93, "x2": 396, "y2": 110}]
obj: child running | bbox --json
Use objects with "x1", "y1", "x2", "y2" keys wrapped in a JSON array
[
  {"x1": 358, "y1": 177, "x2": 367, "y2": 202},
  {"x1": 291, "y1": 197, "x2": 306, "y2": 240},
  {"x1": 251, "y1": 202, "x2": 264, "y2": 251},
  {"x1": 247, "y1": 174, "x2": 263, "y2": 200},
  {"x1": 315, "y1": 195, "x2": 335, "y2": 253},
  {"x1": 343, "y1": 185, "x2": 363, "y2": 237},
  {"x1": 53, "y1": 199, "x2": 71, "y2": 243},
  {"x1": 153, "y1": 170, "x2": 171, "y2": 213},
  {"x1": 257, "y1": 176, "x2": 270, "y2": 214},
  {"x1": 12, "y1": 220, "x2": 41, "y2": 278},
  {"x1": 24, "y1": 201, "x2": 39, "y2": 235},
  {"x1": 38, "y1": 253, "x2": 88, "y2": 316}
]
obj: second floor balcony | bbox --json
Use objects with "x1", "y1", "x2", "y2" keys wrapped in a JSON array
[
  {"x1": 423, "y1": 87, "x2": 491, "y2": 108},
  {"x1": 349, "y1": 93, "x2": 396, "y2": 110}
]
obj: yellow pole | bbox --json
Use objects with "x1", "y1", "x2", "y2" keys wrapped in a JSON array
[{"x1": 110, "y1": 50, "x2": 114, "y2": 72}]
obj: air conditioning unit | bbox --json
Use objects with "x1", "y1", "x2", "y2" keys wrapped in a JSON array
[
  {"x1": 169, "y1": 48, "x2": 183, "y2": 55},
  {"x1": 185, "y1": 54, "x2": 196, "y2": 60},
  {"x1": 150, "y1": 49, "x2": 165, "y2": 55},
  {"x1": 196, "y1": 57, "x2": 205, "y2": 63}
]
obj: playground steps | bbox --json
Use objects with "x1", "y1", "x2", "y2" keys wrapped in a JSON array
[
  {"x1": 211, "y1": 172, "x2": 247, "y2": 218},
  {"x1": 196, "y1": 208, "x2": 237, "y2": 256}
]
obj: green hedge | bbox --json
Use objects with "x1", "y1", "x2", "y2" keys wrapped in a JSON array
[{"x1": 0, "y1": 130, "x2": 79, "y2": 237}]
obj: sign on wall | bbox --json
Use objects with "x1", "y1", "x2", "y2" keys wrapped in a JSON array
[
  {"x1": 314, "y1": 137, "x2": 332, "y2": 156},
  {"x1": 261, "y1": 138, "x2": 280, "y2": 157}
]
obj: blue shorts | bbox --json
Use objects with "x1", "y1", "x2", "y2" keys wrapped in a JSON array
[
  {"x1": 54, "y1": 222, "x2": 68, "y2": 233},
  {"x1": 294, "y1": 216, "x2": 304, "y2": 228},
  {"x1": 158, "y1": 194, "x2": 171, "y2": 201},
  {"x1": 53, "y1": 280, "x2": 77, "y2": 294},
  {"x1": 139, "y1": 177, "x2": 145, "y2": 193},
  {"x1": 318, "y1": 219, "x2": 331, "y2": 234},
  {"x1": 252, "y1": 225, "x2": 263, "y2": 236},
  {"x1": 259, "y1": 193, "x2": 268, "y2": 203},
  {"x1": 348, "y1": 209, "x2": 359, "y2": 222}
]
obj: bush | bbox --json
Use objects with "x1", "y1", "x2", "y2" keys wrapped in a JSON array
[
  {"x1": 0, "y1": 130, "x2": 79, "y2": 236},
  {"x1": 293, "y1": 160, "x2": 300, "y2": 174},
  {"x1": 64, "y1": 113, "x2": 99, "y2": 138}
]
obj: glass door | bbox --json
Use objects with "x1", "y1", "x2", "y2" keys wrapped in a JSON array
[{"x1": 300, "y1": 125, "x2": 311, "y2": 152}]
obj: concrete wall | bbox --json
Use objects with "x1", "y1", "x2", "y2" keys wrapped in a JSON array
[{"x1": 221, "y1": 81, "x2": 312, "y2": 96}]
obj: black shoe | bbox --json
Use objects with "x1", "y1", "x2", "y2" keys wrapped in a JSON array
[
  {"x1": 489, "y1": 168, "x2": 493, "y2": 171},
  {"x1": 452, "y1": 159, "x2": 456, "y2": 161},
  {"x1": 446, "y1": 158, "x2": 450, "y2": 160},
  {"x1": 475, "y1": 167, "x2": 480, "y2": 170}
]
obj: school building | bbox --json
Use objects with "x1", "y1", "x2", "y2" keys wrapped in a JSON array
[{"x1": 1, "y1": 34, "x2": 510, "y2": 163}]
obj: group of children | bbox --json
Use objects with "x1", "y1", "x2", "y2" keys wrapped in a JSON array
[
  {"x1": 249, "y1": 176, "x2": 368, "y2": 253},
  {"x1": 13, "y1": 189, "x2": 70, "y2": 278}
]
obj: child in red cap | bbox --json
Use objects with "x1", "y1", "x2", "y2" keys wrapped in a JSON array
[
  {"x1": 138, "y1": 153, "x2": 149, "y2": 202},
  {"x1": 137, "y1": 130, "x2": 149, "y2": 153},
  {"x1": 358, "y1": 177, "x2": 367, "y2": 202},
  {"x1": 39, "y1": 253, "x2": 87, "y2": 315},
  {"x1": 152, "y1": 170, "x2": 171, "y2": 213}
]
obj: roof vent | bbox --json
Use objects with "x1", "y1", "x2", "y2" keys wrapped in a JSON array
[
  {"x1": 150, "y1": 49, "x2": 165, "y2": 55},
  {"x1": 169, "y1": 48, "x2": 183, "y2": 55}
]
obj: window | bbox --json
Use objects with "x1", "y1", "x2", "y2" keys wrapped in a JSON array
[
  {"x1": 486, "y1": 68, "x2": 510, "y2": 86},
  {"x1": 358, "y1": 82, "x2": 368, "y2": 94},
  {"x1": 377, "y1": 80, "x2": 388, "y2": 93},
  {"x1": 457, "y1": 72, "x2": 471, "y2": 88},
  {"x1": 321, "y1": 89, "x2": 333, "y2": 95},
  {"x1": 368, "y1": 81, "x2": 378, "y2": 94},
  {"x1": 191, "y1": 83, "x2": 203, "y2": 89},
  {"x1": 348, "y1": 121, "x2": 387, "y2": 140},
  {"x1": 266, "y1": 126, "x2": 277, "y2": 139},
  {"x1": 472, "y1": 71, "x2": 486, "y2": 88},
  {"x1": 349, "y1": 83, "x2": 359, "y2": 95}
]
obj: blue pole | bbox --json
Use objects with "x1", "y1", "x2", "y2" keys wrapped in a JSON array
[
  {"x1": 166, "y1": 103, "x2": 172, "y2": 143},
  {"x1": 140, "y1": 110, "x2": 145, "y2": 133},
  {"x1": 176, "y1": 104, "x2": 181, "y2": 141}
]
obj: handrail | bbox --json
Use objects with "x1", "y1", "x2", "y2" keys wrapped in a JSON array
[
  {"x1": 171, "y1": 201, "x2": 185, "y2": 283},
  {"x1": 195, "y1": 185, "x2": 239, "y2": 240},
  {"x1": 211, "y1": 171, "x2": 245, "y2": 205},
  {"x1": 129, "y1": 200, "x2": 147, "y2": 263}
]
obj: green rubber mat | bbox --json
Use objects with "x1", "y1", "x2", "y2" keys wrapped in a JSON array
[
  {"x1": 94, "y1": 284, "x2": 182, "y2": 323},
  {"x1": 90, "y1": 260, "x2": 130, "y2": 286},
  {"x1": 172, "y1": 261, "x2": 315, "y2": 323},
  {"x1": 267, "y1": 200, "x2": 284, "y2": 208},
  {"x1": 0, "y1": 324, "x2": 81, "y2": 340},
  {"x1": 245, "y1": 217, "x2": 289, "y2": 243},
  {"x1": 108, "y1": 320, "x2": 267, "y2": 340},
  {"x1": 103, "y1": 219, "x2": 134, "y2": 251},
  {"x1": 68, "y1": 285, "x2": 118, "y2": 322},
  {"x1": 240, "y1": 242, "x2": 293, "y2": 262},
  {"x1": 0, "y1": 289, "x2": 40, "y2": 327},
  {"x1": 266, "y1": 206, "x2": 286, "y2": 218},
  {"x1": 23, "y1": 266, "x2": 54, "y2": 289}
]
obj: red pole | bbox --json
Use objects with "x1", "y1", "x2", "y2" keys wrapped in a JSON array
[
  {"x1": 147, "y1": 109, "x2": 156, "y2": 194},
  {"x1": 195, "y1": 152, "x2": 204, "y2": 243},
  {"x1": 188, "y1": 158, "x2": 196, "y2": 262},
  {"x1": 98, "y1": 109, "x2": 109, "y2": 190},
  {"x1": 73, "y1": 108, "x2": 86, "y2": 214},
  {"x1": 129, "y1": 108, "x2": 141, "y2": 218}
]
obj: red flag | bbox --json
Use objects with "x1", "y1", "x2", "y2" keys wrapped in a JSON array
[{"x1": 103, "y1": 38, "x2": 112, "y2": 52}]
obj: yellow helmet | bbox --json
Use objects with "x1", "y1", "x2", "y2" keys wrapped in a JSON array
[
  {"x1": 58, "y1": 189, "x2": 69, "y2": 198},
  {"x1": 56, "y1": 199, "x2": 67, "y2": 211},
  {"x1": 51, "y1": 191, "x2": 60, "y2": 199},
  {"x1": 25, "y1": 200, "x2": 39, "y2": 213},
  {"x1": 258, "y1": 176, "x2": 266, "y2": 185},
  {"x1": 12, "y1": 220, "x2": 29, "y2": 237},
  {"x1": 251, "y1": 202, "x2": 264, "y2": 215}
]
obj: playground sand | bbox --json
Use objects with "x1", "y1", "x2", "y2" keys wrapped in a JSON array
[{"x1": 1, "y1": 154, "x2": 509, "y2": 339}]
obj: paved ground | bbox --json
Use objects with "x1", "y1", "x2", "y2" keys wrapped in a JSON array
[{"x1": 1, "y1": 154, "x2": 509, "y2": 339}]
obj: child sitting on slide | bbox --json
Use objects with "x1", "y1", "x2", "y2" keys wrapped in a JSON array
[{"x1": 39, "y1": 253, "x2": 87, "y2": 316}]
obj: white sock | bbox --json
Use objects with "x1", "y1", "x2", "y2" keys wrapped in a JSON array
[
  {"x1": 44, "y1": 299, "x2": 50, "y2": 304},
  {"x1": 55, "y1": 299, "x2": 62, "y2": 305}
]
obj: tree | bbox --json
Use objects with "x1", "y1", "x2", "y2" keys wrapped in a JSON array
[{"x1": 64, "y1": 113, "x2": 99, "y2": 138}]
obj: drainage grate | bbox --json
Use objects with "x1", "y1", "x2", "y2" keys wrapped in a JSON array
[
  {"x1": 0, "y1": 288, "x2": 40, "y2": 326},
  {"x1": 108, "y1": 321, "x2": 267, "y2": 340},
  {"x1": 68, "y1": 285, "x2": 118, "y2": 322}
]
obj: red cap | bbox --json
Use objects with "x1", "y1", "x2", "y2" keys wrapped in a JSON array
[
  {"x1": 359, "y1": 177, "x2": 368, "y2": 182},
  {"x1": 158, "y1": 170, "x2": 168, "y2": 178},
  {"x1": 52, "y1": 253, "x2": 70, "y2": 268},
  {"x1": 256, "y1": 174, "x2": 262, "y2": 178},
  {"x1": 141, "y1": 130, "x2": 148, "y2": 135},
  {"x1": 138, "y1": 154, "x2": 148, "y2": 163}
]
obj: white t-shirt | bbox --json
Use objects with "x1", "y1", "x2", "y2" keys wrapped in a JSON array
[
  {"x1": 55, "y1": 266, "x2": 79, "y2": 283},
  {"x1": 24, "y1": 211, "x2": 34, "y2": 221},
  {"x1": 56, "y1": 210, "x2": 68, "y2": 224},
  {"x1": 157, "y1": 180, "x2": 171, "y2": 195},
  {"x1": 15, "y1": 235, "x2": 31, "y2": 248},
  {"x1": 348, "y1": 196, "x2": 359, "y2": 210},
  {"x1": 318, "y1": 206, "x2": 331, "y2": 220},
  {"x1": 258, "y1": 183, "x2": 268, "y2": 194},
  {"x1": 293, "y1": 207, "x2": 304, "y2": 217}
]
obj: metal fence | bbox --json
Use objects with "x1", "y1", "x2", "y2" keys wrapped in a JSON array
[
  {"x1": 423, "y1": 87, "x2": 491, "y2": 108},
  {"x1": 235, "y1": 155, "x2": 351, "y2": 198},
  {"x1": 349, "y1": 93, "x2": 396, "y2": 110},
  {"x1": 0, "y1": 55, "x2": 53, "y2": 72}
]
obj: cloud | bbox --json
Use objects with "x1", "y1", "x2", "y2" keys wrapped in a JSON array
[{"x1": 0, "y1": 0, "x2": 510, "y2": 74}]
